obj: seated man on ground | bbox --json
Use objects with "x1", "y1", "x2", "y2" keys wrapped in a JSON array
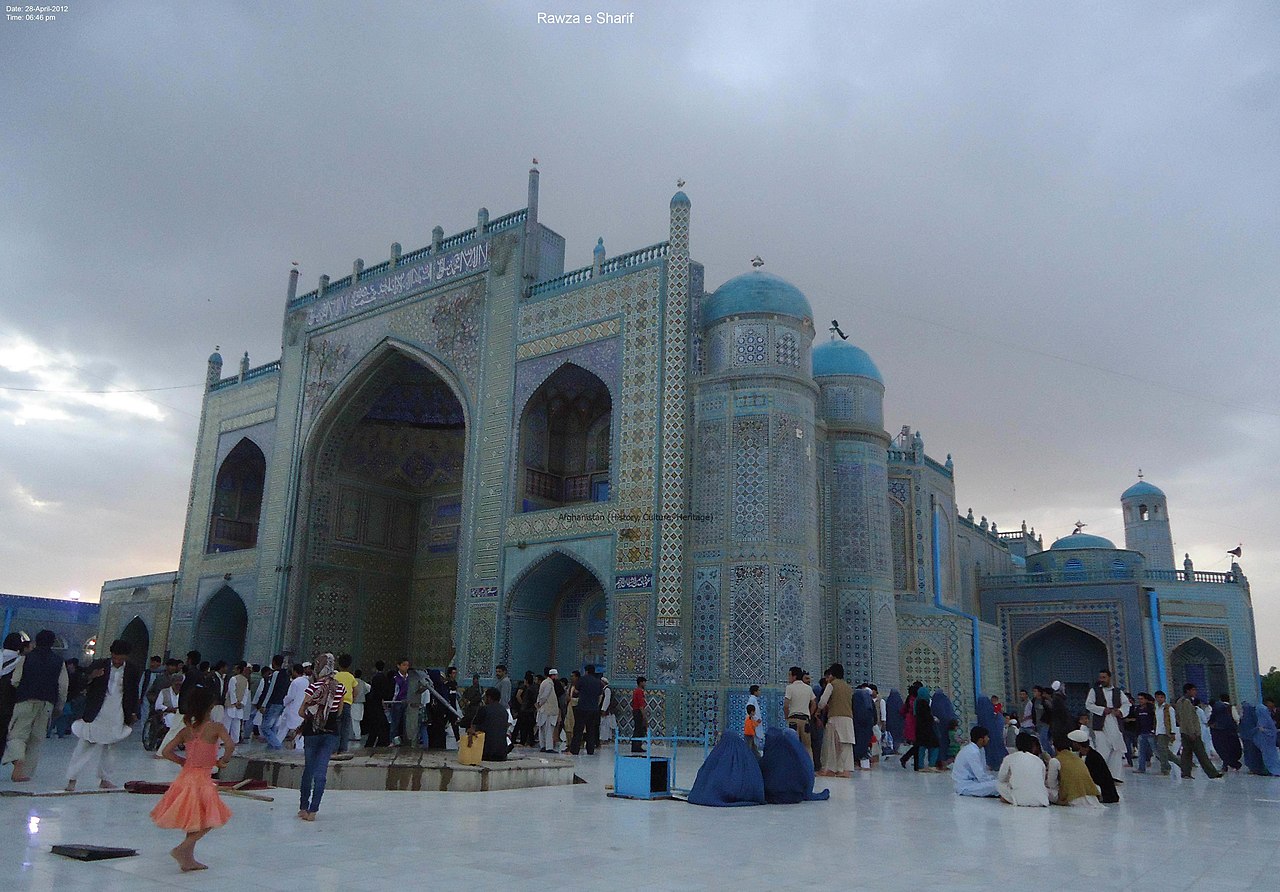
[
  {"x1": 953, "y1": 726, "x2": 999, "y2": 798},
  {"x1": 1068, "y1": 727, "x2": 1119, "y2": 803},
  {"x1": 997, "y1": 732, "x2": 1049, "y2": 806}
]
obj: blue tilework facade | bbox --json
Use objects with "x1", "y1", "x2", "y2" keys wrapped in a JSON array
[{"x1": 118, "y1": 176, "x2": 1259, "y2": 742}]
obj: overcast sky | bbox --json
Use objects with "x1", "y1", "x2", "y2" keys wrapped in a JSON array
[{"x1": 3, "y1": 2, "x2": 1278, "y2": 666}]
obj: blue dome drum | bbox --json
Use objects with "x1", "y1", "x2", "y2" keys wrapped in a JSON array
[{"x1": 702, "y1": 270, "x2": 813, "y2": 325}]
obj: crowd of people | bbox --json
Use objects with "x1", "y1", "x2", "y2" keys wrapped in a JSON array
[{"x1": 7, "y1": 629, "x2": 1280, "y2": 869}]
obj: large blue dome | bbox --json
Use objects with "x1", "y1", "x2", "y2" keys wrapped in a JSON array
[
  {"x1": 812, "y1": 338, "x2": 883, "y2": 383},
  {"x1": 703, "y1": 271, "x2": 813, "y2": 325},
  {"x1": 1049, "y1": 532, "x2": 1117, "y2": 551},
  {"x1": 1121, "y1": 480, "x2": 1165, "y2": 500}
]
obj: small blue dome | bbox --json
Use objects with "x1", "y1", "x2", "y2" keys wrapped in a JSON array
[
  {"x1": 208, "y1": 349, "x2": 223, "y2": 364},
  {"x1": 671, "y1": 190, "x2": 690, "y2": 207},
  {"x1": 1121, "y1": 480, "x2": 1165, "y2": 500},
  {"x1": 1049, "y1": 532, "x2": 1117, "y2": 551},
  {"x1": 812, "y1": 338, "x2": 883, "y2": 383},
  {"x1": 703, "y1": 270, "x2": 812, "y2": 325}
]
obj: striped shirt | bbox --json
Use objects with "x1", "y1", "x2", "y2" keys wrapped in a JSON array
[{"x1": 302, "y1": 680, "x2": 347, "y2": 734}]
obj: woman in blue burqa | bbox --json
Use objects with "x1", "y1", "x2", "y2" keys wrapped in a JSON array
[
  {"x1": 852, "y1": 686, "x2": 877, "y2": 770},
  {"x1": 688, "y1": 730, "x2": 765, "y2": 807},
  {"x1": 1253, "y1": 702, "x2": 1280, "y2": 776}
]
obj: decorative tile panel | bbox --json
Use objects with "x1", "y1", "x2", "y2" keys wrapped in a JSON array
[
  {"x1": 691, "y1": 568, "x2": 722, "y2": 682},
  {"x1": 729, "y1": 564, "x2": 770, "y2": 683},
  {"x1": 732, "y1": 416, "x2": 768, "y2": 541},
  {"x1": 733, "y1": 323, "x2": 767, "y2": 366}
]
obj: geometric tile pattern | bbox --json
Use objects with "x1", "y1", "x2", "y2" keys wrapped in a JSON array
[
  {"x1": 657, "y1": 198, "x2": 692, "y2": 627},
  {"x1": 729, "y1": 564, "x2": 770, "y2": 683},
  {"x1": 732, "y1": 416, "x2": 768, "y2": 541},
  {"x1": 837, "y1": 589, "x2": 872, "y2": 684},
  {"x1": 693, "y1": 420, "x2": 725, "y2": 546},
  {"x1": 691, "y1": 568, "x2": 721, "y2": 682},
  {"x1": 734, "y1": 323, "x2": 767, "y2": 365},
  {"x1": 774, "y1": 565, "x2": 805, "y2": 678},
  {"x1": 775, "y1": 332, "x2": 799, "y2": 368}
]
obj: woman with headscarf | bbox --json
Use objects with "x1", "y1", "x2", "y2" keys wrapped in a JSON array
[
  {"x1": 297, "y1": 653, "x2": 346, "y2": 821},
  {"x1": 912, "y1": 686, "x2": 941, "y2": 771},
  {"x1": 898, "y1": 682, "x2": 921, "y2": 769}
]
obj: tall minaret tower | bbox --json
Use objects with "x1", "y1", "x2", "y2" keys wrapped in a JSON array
[{"x1": 1121, "y1": 471, "x2": 1175, "y2": 571}]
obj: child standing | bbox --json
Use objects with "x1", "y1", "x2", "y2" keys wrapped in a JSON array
[
  {"x1": 151, "y1": 686, "x2": 233, "y2": 872},
  {"x1": 744, "y1": 704, "x2": 760, "y2": 755}
]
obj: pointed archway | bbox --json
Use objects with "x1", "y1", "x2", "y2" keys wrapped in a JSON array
[
  {"x1": 196, "y1": 586, "x2": 247, "y2": 665},
  {"x1": 1016, "y1": 621, "x2": 1109, "y2": 714},
  {"x1": 517, "y1": 363, "x2": 612, "y2": 512},
  {"x1": 298, "y1": 346, "x2": 469, "y2": 667},
  {"x1": 503, "y1": 552, "x2": 608, "y2": 676},
  {"x1": 118, "y1": 616, "x2": 150, "y2": 666},
  {"x1": 207, "y1": 438, "x2": 266, "y2": 553},
  {"x1": 1170, "y1": 636, "x2": 1230, "y2": 701}
]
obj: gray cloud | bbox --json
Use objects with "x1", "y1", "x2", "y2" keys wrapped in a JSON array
[{"x1": 2, "y1": 1, "x2": 1277, "y2": 661}]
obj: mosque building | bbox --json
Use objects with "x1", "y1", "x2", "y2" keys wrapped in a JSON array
[{"x1": 99, "y1": 170, "x2": 1260, "y2": 732}]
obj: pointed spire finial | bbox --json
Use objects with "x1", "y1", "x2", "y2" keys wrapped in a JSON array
[
  {"x1": 677, "y1": 177, "x2": 686, "y2": 188},
  {"x1": 751, "y1": 255, "x2": 764, "y2": 268},
  {"x1": 1137, "y1": 468, "x2": 1143, "y2": 479}
]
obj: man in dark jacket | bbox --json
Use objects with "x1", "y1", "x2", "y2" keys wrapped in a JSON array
[
  {"x1": 2, "y1": 630, "x2": 69, "y2": 782},
  {"x1": 65, "y1": 639, "x2": 141, "y2": 791}
]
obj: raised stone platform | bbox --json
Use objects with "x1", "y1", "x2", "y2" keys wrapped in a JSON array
[{"x1": 222, "y1": 747, "x2": 578, "y2": 793}]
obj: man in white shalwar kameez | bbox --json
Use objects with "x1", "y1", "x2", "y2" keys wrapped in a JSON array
[
  {"x1": 224, "y1": 663, "x2": 251, "y2": 743},
  {"x1": 1085, "y1": 669, "x2": 1131, "y2": 781},
  {"x1": 65, "y1": 640, "x2": 140, "y2": 791},
  {"x1": 280, "y1": 664, "x2": 309, "y2": 751},
  {"x1": 997, "y1": 733, "x2": 1049, "y2": 806},
  {"x1": 535, "y1": 669, "x2": 560, "y2": 752},
  {"x1": 953, "y1": 726, "x2": 999, "y2": 797}
]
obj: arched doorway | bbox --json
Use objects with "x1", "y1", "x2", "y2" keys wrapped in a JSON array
[
  {"x1": 504, "y1": 553, "x2": 608, "y2": 676},
  {"x1": 1170, "y1": 637, "x2": 1230, "y2": 701},
  {"x1": 207, "y1": 438, "x2": 266, "y2": 553},
  {"x1": 119, "y1": 616, "x2": 150, "y2": 666},
  {"x1": 1016, "y1": 621, "x2": 1109, "y2": 714},
  {"x1": 196, "y1": 586, "x2": 247, "y2": 665},
  {"x1": 299, "y1": 349, "x2": 468, "y2": 668},
  {"x1": 517, "y1": 364, "x2": 612, "y2": 512}
]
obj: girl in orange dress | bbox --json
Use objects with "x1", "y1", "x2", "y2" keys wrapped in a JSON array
[{"x1": 151, "y1": 686, "x2": 233, "y2": 872}]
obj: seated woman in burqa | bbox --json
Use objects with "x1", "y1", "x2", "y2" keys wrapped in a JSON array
[
  {"x1": 687, "y1": 731, "x2": 765, "y2": 807},
  {"x1": 760, "y1": 726, "x2": 830, "y2": 803}
]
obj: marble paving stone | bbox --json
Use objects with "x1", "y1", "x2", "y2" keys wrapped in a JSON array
[{"x1": 2, "y1": 737, "x2": 1279, "y2": 891}]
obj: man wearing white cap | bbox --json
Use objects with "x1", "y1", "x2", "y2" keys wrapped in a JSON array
[
  {"x1": 535, "y1": 669, "x2": 559, "y2": 753},
  {"x1": 1085, "y1": 669, "x2": 1131, "y2": 781}
]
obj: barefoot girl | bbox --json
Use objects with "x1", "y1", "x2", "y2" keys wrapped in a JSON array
[{"x1": 151, "y1": 686, "x2": 233, "y2": 871}]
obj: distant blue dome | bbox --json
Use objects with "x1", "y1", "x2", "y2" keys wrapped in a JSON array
[
  {"x1": 208, "y1": 350, "x2": 223, "y2": 364},
  {"x1": 703, "y1": 270, "x2": 812, "y2": 325},
  {"x1": 1121, "y1": 480, "x2": 1165, "y2": 500},
  {"x1": 812, "y1": 338, "x2": 883, "y2": 384},
  {"x1": 671, "y1": 190, "x2": 690, "y2": 207},
  {"x1": 1049, "y1": 532, "x2": 1117, "y2": 551}
]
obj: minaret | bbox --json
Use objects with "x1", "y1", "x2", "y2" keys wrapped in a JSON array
[
  {"x1": 206, "y1": 347, "x2": 223, "y2": 390},
  {"x1": 1121, "y1": 472, "x2": 1175, "y2": 571},
  {"x1": 813, "y1": 325, "x2": 899, "y2": 691}
]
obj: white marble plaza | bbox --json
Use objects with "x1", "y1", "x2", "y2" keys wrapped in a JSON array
[{"x1": 3, "y1": 736, "x2": 1278, "y2": 892}]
